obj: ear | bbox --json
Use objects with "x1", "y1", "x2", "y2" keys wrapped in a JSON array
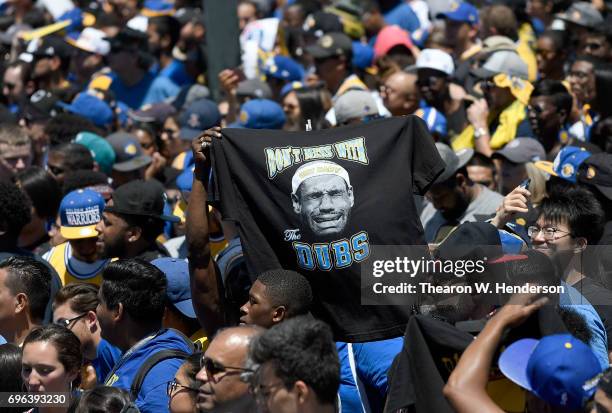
[
  {"x1": 272, "y1": 306, "x2": 287, "y2": 323},
  {"x1": 347, "y1": 186, "x2": 354, "y2": 207},
  {"x1": 294, "y1": 380, "x2": 310, "y2": 404},
  {"x1": 114, "y1": 302, "x2": 124, "y2": 323},
  {"x1": 291, "y1": 193, "x2": 301, "y2": 214},
  {"x1": 126, "y1": 226, "x2": 142, "y2": 243},
  {"x1": 14, "y1": 293, "x2": 28, "y2": 315},
  {"x1": 86, "y1": 310, "x2": 97, "y2": 331},
  {"x1": 575, "y1": 237, "x2": 587, "y2": 252},
  {"x1": 455, "y1": 172, "x2": 468, "y2": 188}
]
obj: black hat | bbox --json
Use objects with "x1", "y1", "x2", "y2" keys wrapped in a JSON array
[
  {"x1": 435, "y1": 222, "x2": 503, "y2": 262},
  {"x1": 106, "y1": 27, "x2": 148, "y2": 52},
  {"x1": 23, "y1": 35, "x2": 74, "y2": 61},
  {"x1": 578, "y1": 153, "x2": 612, "y2": 200},
  {"x1": 105, "y1": 179, "x2": 180, "y2": 222},
  {"x1": 303, "y1": 11, "x2": 344, "y2": 38},
  {"x1": 20, "y1": 89, "x2": 60, "y2": 122},
  {"x1": 306, "y1": 32, "x2": 352, "y2": 60}
]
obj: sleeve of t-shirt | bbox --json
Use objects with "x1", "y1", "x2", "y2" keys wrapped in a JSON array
[
  {"x1": 408, "y1": 116, "x2": 446, "y2": 195},
  {"x1": 143, "y1": 77, "x2": 181, "y2": 107},
  {"x1": 136, "y1": 358, "x2": 184, "y2": 413}
]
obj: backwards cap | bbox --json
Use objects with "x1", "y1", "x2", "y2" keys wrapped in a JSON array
[{"x1": 291, "y1": 161, "x2": 351, "y2": 196}]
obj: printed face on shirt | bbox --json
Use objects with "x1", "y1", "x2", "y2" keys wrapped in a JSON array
[
  {"x1": 292, "y1": 175, "x2": 354, "y2": 238},
  {"x1": 22, "y1": 340, "x2": 77, "y2": 393}
]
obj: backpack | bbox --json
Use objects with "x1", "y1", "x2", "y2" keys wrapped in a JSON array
[{"x1": 129, "y1": 329, "x2": 195, "y2": 400}]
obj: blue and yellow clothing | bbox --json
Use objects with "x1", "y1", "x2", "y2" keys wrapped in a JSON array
[
  {"x1": 43, "y1": 242, "x2": 109, "y2": 286},
  {"x1": 105, "y1": 71, "x2": 180, "y2": 109},
  {"x1": 92, "y1": 338, "x2": 122, "y2": 383},
  {"x1": 159, "y1": 59, "x2": 194, "y2": 88},
  {"x1": 105, "y1": 329, "x2": 193, "y2": 413}
]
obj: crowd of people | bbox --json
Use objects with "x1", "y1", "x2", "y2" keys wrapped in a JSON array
[{"x1": 0, "y1": 0, "x2": 612, "y2": 412}]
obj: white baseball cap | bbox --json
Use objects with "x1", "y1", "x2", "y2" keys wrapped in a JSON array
[
  {"x1": 291, "y1": 161, "x2": 351, "y2": 195},
  {"x1": 69, "y1": 28, "x2": 110, "y2": 55},
  {"x1": 415, "y1": 48, "x2": 455, "y2": 76}
]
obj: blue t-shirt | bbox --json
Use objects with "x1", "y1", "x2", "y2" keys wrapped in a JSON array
[
  {"x1": 159, "y1": 60, "x2": 194, "y2": 88},
  {"x1": 384, "y1": 3, "x2": 420, "y2": 34},
  {"x1": 109, "y1": 72, "x2": 180, "y2": 109},
  {"x1": 92, "y1": 338, "x2": 122, "y2": 383},
  {"x1": 104, "y1": 329, "x2": 193, "y2": 413}
]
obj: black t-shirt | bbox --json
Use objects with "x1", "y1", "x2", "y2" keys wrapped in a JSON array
[{"x1": 212, "y1": 116, "x2": 445, "y2": 342}]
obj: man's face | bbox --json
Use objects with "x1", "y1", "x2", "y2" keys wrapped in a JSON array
[
  {"x1": 52, "y1": 301, "x2": 89, "y2": 353},
  {"x1": 238, "y1": 2, "x2": 257, "y2": 31},
  {"x1": 240, "y1": 280, "x2": 275, "y2": 328},
  {"x1": 253, "y1": 362, "x2": 295, "y2": 413},
  {"x1": 580, "y1": 34, "x2": 611, "y2": 60},
  {"x1": 528, "y1": 95, "x2": 561, "y2": 138},
  {"x1": 95, "y1": 201, "x2": 130, "y2": 259},
  {"x1": 46, "y1": 150, "x2": 66, "y2": 184},
  {"x1": 445, "y1": 20, "x2": 470, "y2": 49},
  {"x1": 426, "y1": 182, "x2": 469, "y2": 221},
  {"x1": 417, "y1": 69, "x2": 447, "y2": 107},
  {"x1": 483, "y1": 83, "x2": 514, "y2": 112},
  {"x1": 283, "y1": 4, "x2": 304, "y2": 28},
  {"x1": 525, "y1": 0, "x2": 550, "y2": 21},
  {"x1": 69, "y1": 237, "x2": 100, "y2": 263},
  {"x1": 314, "y1": 56, "x2": 343, "y2": 90},
  {"x1": 195, "y1": 332, "x2": 251, "y2": 412},
  {"x1": 531, "y1": 217, "x2": 576, "y2": 257},
  {"x1": 0, "y1": 269, "x2": 17, "y2": 338},
  {"x1": 495, "y1": 158, "x2": 527, "y2": 195},
  {"x1": 382, "y1": 72, "x2": 419, "y2": 116},
  {"x1": 535, "y1": 36, "x2": 561, "y2": 78},
  {"x1": 32, "y1": 56, "x2": 55, "y2": 80},
  {"x1": 467, "y1": 165, "x2": 495, "y2": 190},
  {"x1": 569, "y1": 60, "x2": 596, "y2": 105},
  {"x1": 108, "y1": 49, "x2": 137, "y2": 76},
  {"x1": 146, "y1": 23, "x2": 162, "y2": 57},
  {"x1": 0, "y1": 140, "x2": 32, "y2": 181},
  {"x1": 292, "y1": 175, "x2": 354, "y2": 237},
  {"x1": 3, "y1": 66, "x2": 24, "y2": 103},
  {"x1": 95, "y1": 289, "x2": 119, "y2": 346}
]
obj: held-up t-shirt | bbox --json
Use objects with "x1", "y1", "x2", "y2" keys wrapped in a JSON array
[{"x1": 212, "y1": 116, "x2": 445, "y2": 342}]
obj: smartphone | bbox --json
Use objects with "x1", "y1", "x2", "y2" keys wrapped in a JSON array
[{"x1": 519, "y1": 178, "x2": 531, "y2": 189}]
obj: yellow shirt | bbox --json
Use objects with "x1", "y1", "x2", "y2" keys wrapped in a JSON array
[{"x1": 44, "y1": 242, "x2": 110, "y2": 286}]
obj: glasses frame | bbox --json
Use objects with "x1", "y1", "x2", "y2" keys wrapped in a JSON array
[
  {"x1": 200, "y1": 356, "x2": 254, "y2": 384},
  {"x1": 527, "y1": 226, "x2": 573, "y2": 241},
  {"x1": 55, "y1": 313, "x2": 88, "y2": 329},
  {"x1": 166, "y1": 379, "x2": 199, "y2": 397}
]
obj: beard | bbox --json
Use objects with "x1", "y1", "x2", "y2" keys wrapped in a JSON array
[{"x1": 439, "y1": 194, "x2": 470, "y2": 223}]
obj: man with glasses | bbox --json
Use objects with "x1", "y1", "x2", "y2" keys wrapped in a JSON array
[
  {"x1": 195, "y1": 325, "x2": 261, "y2": 412},
  {"x1": 381, "y1": 70, "x2": 419, "y2": 117},
  {"x1": 52, "y1": 283, "x2": 121, "y2": 385},
  {"x1": 413, "y1": 49, "x2": 468, "y2": 140},
  {"x1": 46, "y1": 142, "x2": 95, "y2": 186},
  {"x1": 567, "y1": 55, "x2": 602, "y2": 141},
  {"x1": 247, "y1": 316, "x2": 340, "y2": 413},
  {"x1": 580, "y1": 25, "x2": 612, "y2": 62}
]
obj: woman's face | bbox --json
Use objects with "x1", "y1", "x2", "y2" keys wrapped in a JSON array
[
  {"x1": 282, "y1": 92, "x2": 301, "y2": 130},
  {"x1": 161, "y1": 117, "x2": 186, "y2": 160},
  {"x1": 135, "y1": 128, "x2": 157, "y2": 156},
  {"x1": 22, "y1": 341, "x2": 77, "y2": 393},
  {"x1": 169, "y1": 364, "x2": 198, "y2": 413}
]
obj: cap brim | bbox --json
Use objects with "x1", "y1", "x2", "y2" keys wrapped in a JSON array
[
  {"x1": 60, "y1": 225, "x2": 99, "y2": 240},
  {"x1": 112, "y1": 155, "x2": 153, "y2": 172},
  {"x1": 533, "y1": 160, "x2": 557, "y2": 176},
  {"x1": 104, "y1": 205, "x2": 181, "y2": 223},
  {"x1": 306, "y1": 44, "x2": 335, "y2": 59},
  {"x1": 498, "y1": 338, "x2": 539, "y2": 392},
  {"x1": 456, "y1": 148, "x2": 474, "y2": 169},
  {"x1": 173, "y1": 299, "x2": 196, "y2": 319},
  {"x1": 179, "y1": 127, "x2": 201, "y2": 141}
]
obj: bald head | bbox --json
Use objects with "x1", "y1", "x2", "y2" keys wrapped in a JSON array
[
  {"x1": 382, "y1": 71, "x2": 419, "y2": 116},
  {"x1": 196, "y1": 325, "x2": 263, "y2": 412}
]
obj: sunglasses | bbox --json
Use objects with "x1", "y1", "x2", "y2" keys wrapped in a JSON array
[
  {"x1": 200, "y1": 356, "x2": 254, "y2": 384},
  {"x1": 55, "y1": 313, "x2": 88, "y2": 329},
  {"x1": 3, "y1": 82, "x2": 16, "y2": 91},
  {"x1": 166, "y1": 379, "x2": 199, "y2": 397}
]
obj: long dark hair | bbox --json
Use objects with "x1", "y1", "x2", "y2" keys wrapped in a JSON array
[
  {"x1": 294, "y1": 86, "x2": 329, "y2": 131},
  {"x1": 0, "y1": 343, "x2": 23, "y2": 413},
  {"x1": 594, "y1": 67, "x2": 612, "y2": 119},
  {"x1": 15, "y1": 166, "x2": 62, "y2": 221}
]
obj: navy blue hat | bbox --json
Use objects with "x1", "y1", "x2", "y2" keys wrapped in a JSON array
[
  {"x1": 230, "y1": 99, "x2": 286, "y2": 129},
  {"x1": 179, "y1": 99, "x2": 221, "y2": 141},
  {"x1": 264, "y1": 55, "x2": 304, "y2": 82},
  {"x1": 437, "y1": 1, "x2": 479, "y2": 25},
  {"x1": 152, "y1": 258, "x2": 196, "y2": 319},
  {"x1": 57, "y1": 92, "x2": 114, "y2": 128}
]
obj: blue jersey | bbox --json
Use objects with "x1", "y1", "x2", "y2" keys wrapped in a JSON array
[
  {"x1": 92, "y1": 338, "x2": 122, "y2": 384},
  {"x1": 159, "y1": 59, "x2": 194, "y2": 88},
  {"x1": 384, "y1": 3, "x2": 420, "y2": 33},
  {"x1": 104, "y1": 329, "x2": 193, "y2": 413},
  {"x1": 109, "y1": 72, "x2": 180, "y2": 109}
]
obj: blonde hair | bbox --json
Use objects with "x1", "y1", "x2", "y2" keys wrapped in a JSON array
[
  {"x1": 0, "y1": 126, "x2": 30, "y2": 148},
  {"x1": 525, "y1": 162, "x2": 547, "y2": 206}
]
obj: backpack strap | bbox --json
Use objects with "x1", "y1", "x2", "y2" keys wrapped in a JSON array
[{"x1": 129, "y1": 349, "x2": 191, "y2": 400}]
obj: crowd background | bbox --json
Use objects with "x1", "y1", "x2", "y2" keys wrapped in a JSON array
[{"x1": 0, "y1": 0, "x2": 612, "y2": 412}]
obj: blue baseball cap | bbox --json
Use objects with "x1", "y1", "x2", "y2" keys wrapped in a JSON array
[
  {"x1": 499, "y1": 334, "x2": 602, "y2": 410},
  {"x1": 106, "y1": 132, "x2": 152, "y2": 172},
  {"x1": 352, "y1": 41, "x2": 374, "y2": 70},
  {"x1": 152, "y1": 258, "x2": 196, "y2": 319},
  {"x1": 179, "y1": 98, "x2": 221, "y2": 141},
  {"x1": 230, "y1": 99, "x2": 286, "y2": 129},
  {"x1": 437, "y1": 1, "x2": 479, "y2": 25},
  {"x1": 416, "y1": 107, "x2": 447, "y2": 137},
  {"x1": 264, "y1": 55, "x2": 304, "y2": 82},
  {"x1": 280, "y1": 81, "x2": 304, "y2": 98},
  {"x1": 59, "y1": 189, "x2": 105, "y2": 240},
  {"x1": 534, "y1": 146, "x2": 592, "y2": 183},
  {"x1": 57, "y1": 92, "x2": 114, "y2": 128}
]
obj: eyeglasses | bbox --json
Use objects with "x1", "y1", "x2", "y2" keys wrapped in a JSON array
[
  {"x1": 54, "y1": 313, "x2": 88, "y2": 329},
  {"x1": 527, "y1": 226, "x2": 573, "y2": 241},
  {"x1": 249, "y1": 381, "x2": 287, "y2": 402},
  {"x1": 166, "y1": 379, "x2": 199, "y2": 397},
  {"x1": 200, "y1": 356, "x2": 254, "y2": 384},
  {"x1": 47, "y1": 164, "x2": 64, "y2": 177},
  {"x1": 3, "y1": 82, "x2": 16, "y2": 91}
]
